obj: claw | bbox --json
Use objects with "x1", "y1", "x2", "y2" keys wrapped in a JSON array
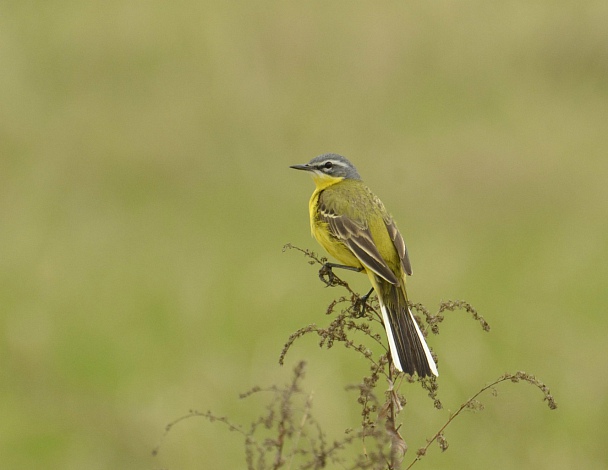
[
  {"x1": 353, "y1": 287, "x2": 374, "y2": 317},
  {"x1": 318, "y1": 263, "x2": 337, "y2": 286}
]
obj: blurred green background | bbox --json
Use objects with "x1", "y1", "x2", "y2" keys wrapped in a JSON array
[{"x1": 2, "y1": 1, "x2": 607, "y2": 468}]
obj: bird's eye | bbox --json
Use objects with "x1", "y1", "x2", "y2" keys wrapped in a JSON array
[{"x1": 324, "y1": 161, "x2": 333, "y2": 170}]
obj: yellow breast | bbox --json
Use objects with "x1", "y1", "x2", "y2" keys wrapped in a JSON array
[{"x1": 308, "y1": 185, "x2": 363, "y2": 269}]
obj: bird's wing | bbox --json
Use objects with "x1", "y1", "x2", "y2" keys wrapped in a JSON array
[
  {"x1": 318, "y1": 198, "x2": 399, "y2": 285},
  {"x1": 384, "y1": 217, "x2": 412, "y2": 276}
]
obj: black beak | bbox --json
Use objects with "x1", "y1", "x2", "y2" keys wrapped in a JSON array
[{"x1": 289, "y1": 163, "x2": 312, "y2": 171}]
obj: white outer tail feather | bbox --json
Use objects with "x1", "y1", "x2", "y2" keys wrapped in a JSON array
[
  {"x1": 379, "y1": 302, "x2": 439, "y2": 377},
  {"x1": 407, "y1": 307, "x2": 439, "y2": 376}
]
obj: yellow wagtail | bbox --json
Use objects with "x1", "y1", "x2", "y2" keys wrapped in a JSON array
[{"x1": 290, "y1": 154, "x2": 438, "y2": 377}]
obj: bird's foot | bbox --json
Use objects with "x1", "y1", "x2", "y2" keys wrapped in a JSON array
[
  {"x1": 353, "y1": 287, "x2": 374, "y2": 317},
  {"x1": 318, "y1": 263, "x2": 338, "y2": 286}
]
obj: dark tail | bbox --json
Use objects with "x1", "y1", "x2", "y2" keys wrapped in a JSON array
[{"x1": 376, "y1": 278, "x2": 438, "y2": 377}]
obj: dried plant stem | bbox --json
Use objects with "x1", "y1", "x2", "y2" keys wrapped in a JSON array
[
  {"x1": 154, "y1": 245, "x2": 557, "y2": 469},
  {"x1": 406, "y1": 371, "x2": 557, "y2": 469},
  {"x1": 287, "y1": 390, "x2": 314, "y2": 470}
]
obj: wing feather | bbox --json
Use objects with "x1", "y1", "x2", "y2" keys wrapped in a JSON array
[
  {"x1": 318, "y1": 199, "x2": 399, "y2": 285},
  {"x1": 384, "y1": 217, "x2": 412, "y2": 276}
]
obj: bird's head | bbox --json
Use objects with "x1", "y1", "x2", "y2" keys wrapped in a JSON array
[{"x1": 290, "y1": 154, "x2": 361, "y2": 188}]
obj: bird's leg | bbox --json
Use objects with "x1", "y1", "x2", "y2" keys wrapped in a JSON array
[
  {"x1": 354, "y1": 287, "x2": 375, "y2": 317},
  {"x1": 318, "y1": 262, "x2": 363, "y2": 286}
]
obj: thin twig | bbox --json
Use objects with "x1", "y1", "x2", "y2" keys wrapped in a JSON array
[{"x1": 405, "y1": 371, "x2": 557, "y2": 469}]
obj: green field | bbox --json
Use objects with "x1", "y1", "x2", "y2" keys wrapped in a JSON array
[{"x1": 2, "y1": 1, "x2": 607, "y2": 468}]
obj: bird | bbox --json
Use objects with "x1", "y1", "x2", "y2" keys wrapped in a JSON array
[{"x1": 290, "y1": 153, "x2": 438, "y2": 377}]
